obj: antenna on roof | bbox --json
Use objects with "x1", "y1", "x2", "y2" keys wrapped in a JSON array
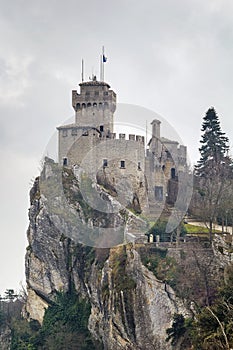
[{"x1": 81, "y1": 59, "x2": 84, "y2": 82}]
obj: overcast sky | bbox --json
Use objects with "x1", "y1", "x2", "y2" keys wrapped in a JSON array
[{"x1": 0, "y1": 0, "x2": 233, "y2": 295}]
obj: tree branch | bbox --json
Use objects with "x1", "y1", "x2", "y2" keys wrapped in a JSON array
[{"x1": 206, "y1": 306, "x2": 230, "y2": 350}]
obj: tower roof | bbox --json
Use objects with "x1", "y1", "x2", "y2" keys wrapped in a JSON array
[{"x1": 79, "y1": 80, "x2": 110, "y2": 88}]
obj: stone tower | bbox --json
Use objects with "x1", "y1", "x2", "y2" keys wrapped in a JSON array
[
  {"x1": 72, "y1": 77, "x2": 116, "y2": 137},
  {"x1": 149, "y1": 119, "x2": 162, "y2": 157},
  {"x1": 57, "y1": 77, "x2": 117, "y2": 165}
]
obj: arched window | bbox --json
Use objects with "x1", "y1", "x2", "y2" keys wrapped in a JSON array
[
  {"x1": 82, "y1": 103, "x2": 86, "y2": 108},
  {"x1": 87, "y1": 102, "x2": 91, "y2": 108},
  {"x1": 63, "y1": 158, "x2": 68, "y2": 166},
  {"x1": 93, "y1": 102, "x2": 97, "y2": 107},
  {"x1": 76, "y1": 103, "x2": 80, "y2": 110}
]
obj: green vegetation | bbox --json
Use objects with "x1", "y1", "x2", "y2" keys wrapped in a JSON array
[
  {"x1": 166, "y1": 313, "x2": 192, "y2": 347},
  {"x1": 147, "y1": 219, "x2": 187, "y2": 242},
  {"x1": 108, "y1": 245, "x2": 137, "y2": 339},
  {"x1": 192, "y1": 107, "x2": 233, "y2": 236},
  {"x1": 109, "y1": 245, "x2": 136, "y2": 292},
  {"x1": 0, "y1": 309, "x2": 5, "y2": 326},
  {"x1": 195, "y1": 107, "x2": 230, "y2": 177},
  {"x1": 166, "y1": 264, "x2": 233, "y2": 349},
  {"x1": 11, "y1": 318, "x2": 42, "y2": 350},
  {"x1": 185, "y1": 224, "x2": 221, "y2": 234},
  {"x1": 139, "y1": 246, "x2": 178, "y2": 287},
  {"x1": 191, "y1": 264, "x2": 233, "y2": 349},
  {"x1": 0, "y1": 289, "x2": 103, "y2": 350},
  {"x1": 11, "y1": 292, "x2": 103, "y2": 350}
]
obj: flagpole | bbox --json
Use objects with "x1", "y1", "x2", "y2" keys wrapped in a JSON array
[
  {"x1": 102, "y1": 46, "x2": 105, "y2": 81},
  {"x1": 100, "y1": 54, "x2": 102, "y2": 81}
]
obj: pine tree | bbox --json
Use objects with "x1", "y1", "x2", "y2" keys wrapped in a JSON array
[
  {"x1": 193, "y1": 107, "x2": 233, "y2": 236},
  {"x1": 195, "y1": 107, "x2": 229, "y2": 177}
]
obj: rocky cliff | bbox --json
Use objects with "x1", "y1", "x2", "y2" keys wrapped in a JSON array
[
  {"x1": 25, "y1": 159, "x2": 230, "y2": 349},
  {"x1": 25, "y1": 159, "x2": 190, "y2": 349}
]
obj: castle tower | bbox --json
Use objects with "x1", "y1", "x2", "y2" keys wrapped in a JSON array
[
  {"x1": 57, "y1": 77, "x2": 117, "y2": 165},
  {"x1": 72, "y1": 77, "x2": 116, "y2": 137},
  {"x1": 149, "y1": 119, "x2": 162, "y2": 157}
]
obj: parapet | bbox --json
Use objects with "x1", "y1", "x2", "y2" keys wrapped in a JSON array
[{"x1": 102, "y1": 133, "x2": 145, "y2": 144}]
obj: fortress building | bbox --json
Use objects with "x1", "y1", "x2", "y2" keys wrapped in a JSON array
[{"x1": 57, "y1": 75, "x2": 187, "y2": 215}]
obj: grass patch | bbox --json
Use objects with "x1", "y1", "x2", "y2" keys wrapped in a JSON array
[{"x1": 185, "y1": 224, "x2": 221, "y2": 234}]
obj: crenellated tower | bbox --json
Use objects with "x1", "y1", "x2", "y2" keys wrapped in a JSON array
[{"x1": 72, "y1": 77, "x2": 116, "y2": 137}]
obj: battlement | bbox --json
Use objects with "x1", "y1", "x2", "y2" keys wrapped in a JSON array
[
  {"x1": 72, "y1": 79, "x2": 116, "y2": 113},
  {"x1": 57, "y1": 125, "x2": 145, "y2": 145},
  {"x1": 115, "y1": 133, "x2": 145, "y2": 144}
]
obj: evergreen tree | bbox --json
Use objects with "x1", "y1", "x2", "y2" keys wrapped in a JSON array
[
  {"x1": 195, "y1": 107, "x2": 229, "y2": 177},
  {"x1": 193, "y1": 108, "x2": 232, "y2": 236}
]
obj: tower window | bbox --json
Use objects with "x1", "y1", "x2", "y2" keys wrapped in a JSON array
[
  {"x1": 103, "y1": 159, "x2": 108, "y2": 168},
  {"x1": 76, "y1": 103, "x2": 80, "y2": 110},
  {"x1": 62, "y1": 129, "x2": 67, "y2": 137},
  {"x1": 63, "y1": 158, "x2": 68, "y2": 166},
  {"x1": 93, "y1": 102, "x2": 97, "y2": 107},
  {"x1": 82, "y1": 103, "x2": 86, "y2": 108},
  {"x1": 138, "y1": 162, "x2": 141, "y2": 170},
  {"x1": 100, "y1": 125, "x2": 104, "y2": 132},
  {"x1": 120, "y1": 160, "x2": 125, "y2": 169},
  {"x1": 87, "y1": 102, "x2": 91, "y2": 108}
]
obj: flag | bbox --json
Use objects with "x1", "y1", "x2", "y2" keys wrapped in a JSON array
[{"x1": 103, "y1": 54, "x2": 107, "y2": 63}]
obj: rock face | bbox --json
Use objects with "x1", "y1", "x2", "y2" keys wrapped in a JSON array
[
  {"x1": 88, "y1": 246, "x2": 189, "y2": 350},
  {"x1": 25, "y1": 160, "x2": 190, "y2": 349}
]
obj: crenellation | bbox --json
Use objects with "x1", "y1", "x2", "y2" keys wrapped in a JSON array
[{"x1": 129, "y1": 134, "x2": 135, "y2": 141}]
